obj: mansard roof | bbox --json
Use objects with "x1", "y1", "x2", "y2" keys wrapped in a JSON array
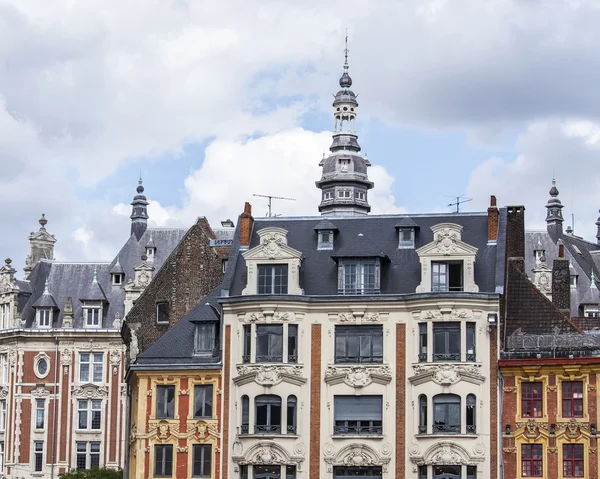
[{"x1": 225, "y1": 211, "x2": 507, "y2": 297}]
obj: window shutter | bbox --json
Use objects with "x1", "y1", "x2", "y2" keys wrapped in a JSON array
[{"x1": 334, "y1": 396, "x2": 382, "y2": 421}]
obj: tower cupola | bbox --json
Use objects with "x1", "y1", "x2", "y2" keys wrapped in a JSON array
[
  {"x1": 316, "y1": 37, "x2": 374, "y2": 216},
  {"x1": 130, "y1": 177, "x2": 149, "y2": 241},
  {"x1": 545, "y1": 178, "x2": 564, "y2": 240}
]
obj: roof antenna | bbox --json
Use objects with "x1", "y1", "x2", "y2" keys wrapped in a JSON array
[
  {"x1": 252, "y1": 194, "x2": 296, "y2": 217},
  {"x1": 445, "y1": 194, "x2": 472, "y2": 213}
]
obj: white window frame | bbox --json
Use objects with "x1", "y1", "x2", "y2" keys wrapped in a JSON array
[
  {"x1": 337, "y1": 190, "x2": 351, "y2": 199},
  {"x1": 35, "y1": 399, "x2": 45, "y2": 430},
  {"x1": 83, "y1": 302, "x2": 102, "y2": 328},
  {"x1": 324, "y1": 191, "x2": 334, "y2": 200},
  {"x1": 111, "y1": 273, "x2": 123, "y2": 286},
  {"x1": 156, "y1": 302, "x2": 170, "y2": 324},
  {"x1": 338, "y1": 259, "x2": 381, "y2": 295},
  {"x1": 0, "y1": 400, "x2": 6, "y2": 432},
  {"x1": 318, "y1": 230, "x2": 334, "y2": 250},
  {"x1": 79, "y1": 353, "x2": 104, "y2": 384},
  {"x1": 355, "y1": 191, "x2": 365, "y2": 200},
  {"x1": 398, "y1": 228, "x2": 415, "y2": 249},
  {"x1": 33, "y1": 441, "x2": 44, "y2": 473},
  {"x1": 77, "y1": 399, "x2": 102, "y2": 430},
  {"x1": 76, "y1": 441, "x2": 101, "y2": 470},
  {"x1": 0, "y1": 354, "x2": 7, "y2": 385},
  {"x1": 0, "y1": 303, "x2": 10, "y2": 329},
  {"x1": 146, "y1": 246, "x2": 156, "y2": 258},
  {"x1": 37, "y1": 308, "x2": 52, "y2": 328}
]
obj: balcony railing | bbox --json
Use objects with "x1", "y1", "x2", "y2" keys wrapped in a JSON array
[
  {"x1": 287, "y1": 425, "x2": 297, "y2": 434},
  {"x1": 255, "y1": 355, "x2": 283, "y2": 363},
  {"x1": 288, "y1": 355, "x2": 298, "y2": 363},
  {"x1": 433, "y1": 353, "x2": 460, "y2": 362},
  {"x1": 338, "y1": 288, "x2": 380, "y2": 295},
  {"x1": 418, "y1": 353, "x2": 427, "y2": 362},
  {"x1": 466, "y1": 425, "x2": 477, "y2": 434},
  {"x1": 333, "y1": 425, "x2": 383, "y2": 435},
  {"x1": 334, "y1": 355, "x2": 383, "y2": 365},
  {"x1": 240, "y1": 424, "x2": 249, "y2": 434},
  {"x1": 254, "y1": 424, "x2": 281, "y2": 434},
  {"x1": 418, "y1": 425, "x2": 427, "y2": 434},
  {"x1": 432, "y1": 424, "x2": 461, "y2": 434},
  {"x1": 466, "y1": 353, "x2": 476, "y2": 362},
  {"x1": 242, "y1": 355, "x2": 250, "y2": 363}
]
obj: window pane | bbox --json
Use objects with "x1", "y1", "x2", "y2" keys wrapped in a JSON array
[{"x1": 194, "y1": 385, "x2": 213, "y2": 418}]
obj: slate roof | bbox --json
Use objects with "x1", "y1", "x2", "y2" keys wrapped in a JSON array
[
  {"x1": 19, "y1": 227, "x2": 187, "y2": 328},
  {"x1": 133, "y1": 287, "x2": 222, "y2": 368},
  {"x1": 226, "y1": 211, "x2": 506, "y2": 296}
]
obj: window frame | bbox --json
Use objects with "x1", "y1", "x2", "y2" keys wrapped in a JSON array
[
  {"x1": 521, "y1": 382, "x2": 543, "y2": 418},
  {"x1": 418, "y1": 323, "x2": 427, "y2": 362},
  {"x1": 563, "y1": 443, "x2": 584, "y2": 477},
  {"x1": 154, "y1": 444, "x2": 173, "y2": 478},
  {"x1": 0, "y1": 400, "x2": 6, "y2": 432},
  {"x1": 431, "y1": 260, "x2": 464, "y2": 292},
  {"x1": 34, "y1": 441, "x2": 44, "y2": 472},
  {"x1": 254, "y1": 394, "x2": 282, "y2": 434},
  {"x1": 156, "y1": 302, "x2": 170, "y2": 324},
  {"x1": 334, "y1": 325, "x2": 383, "y2": 365},
  {"x1": 194, "y1": 322, "x2": 217, "y2": 357},
  {"x1": 192, "y1": 444, "x2": 212, "y2": 478},
  {"x1": 338, "y1": 260, "x2": 380, "y2": 295},
  {"x1": 83, "y1": 303, "x2": 102, "y2": 328},
  {"x1": 521, "y1": 444, "x2": 543, "y2": 477},
  {"x1": 432, "y1": 322, "x2": 461, "y2": 362},
  {"x1": 193, "y1": 385, "x2": 213, "y2": 419},
  {"x1": 77, "y1": 399, "x2": 102, "y2": 430},
  {"x1": 76, "y1": 441, "x2": 101, "y2": 470},
  {"x1": 318, "y1": 230, "x2": 334, "y2": 250},
  {"x1": 111, "y1": 273, "x2": 123, "y2": 286},
  {"x1": 432, "y1": 394, "x2": 461, "y2": 434},
  {"x1": 562, "y1": 381, "x2": 584, "y2": 418},
  {"x1": 287, "y1": 395, "x2": 297, "y2": 434},
  {"x1": 257, "y1": 264, "x2": 288, "y2": 295},
  {"x1": 333, "y1": 395, "x2": 383, "y2": 436},
  {"x1": 398, "y1": 228, "x2": 415, "y2": 249},
  {"x1": 466, "y1": 394, "x2": 476, "y2": 434},
  {"x1": 35, "y1": 399, "x2": 45, "y2": 430},
  {"x1": 37, "y1": 308, "x2": 52, "y2": 328},
  {"x1": 156, "y1": 385, "x2": 176, "y2": 419},
  {"x1": 79, "y1": 352, "x2": 104, "y2": 384},
  {"x1": 418, "y1": 395, "x2": 427, "y2": 434}
]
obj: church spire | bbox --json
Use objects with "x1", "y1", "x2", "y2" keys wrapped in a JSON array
[
  {"x1": 130, "y1": 177, "x2": 149, "y2": 241},
  {"x1": 315, "y1": 36, "x2": 374, "y2": 216},
  {"x1": 545, "y1": 178, "x2": 564, "y2": 240}
]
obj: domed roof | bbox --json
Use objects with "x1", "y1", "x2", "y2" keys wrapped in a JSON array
[{"x1": 339, "y1": 71, "x2": 352, "y2": 88}]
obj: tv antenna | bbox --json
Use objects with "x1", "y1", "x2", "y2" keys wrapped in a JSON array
[
  {"x1": 445, "y1": 194, "x2": 472, "y2": 213},
  {"x1": 252, "y1": 194, "x2": 296, "y2": 217}
]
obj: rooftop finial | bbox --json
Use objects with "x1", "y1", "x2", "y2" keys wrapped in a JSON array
[
  {"x1": 39, "y1": 213, "x2": 48, "y2": 228},
  {"x1": 44, "y1": 278, "x2": 49, "y2": 294},
  {"x1": 339, "y1": 32, "x2": 352, "y2": 88},
  {"x1": 344, "y1": 29, "x2": 349, "y2": 69},
  {"x1": 137, "y1": 175, "x2": 144, "y2": 194},
  {"x1": 592, "y1": 270, "x2": 596, "y2": 286},
  {"x1": 93, "y1": 266, "x2": 97, "y2": 283}
]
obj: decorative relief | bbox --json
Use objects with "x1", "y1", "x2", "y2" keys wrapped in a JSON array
[
  {"x1": 472, "y1": 443, "x2": 485, "y2": 457},
  {"x1": 233, "y1": 441, "x2": 243, "y2": 455},
  {"x1": 324, "y1": 365, "x2": 392, "y2": 387},
  {"x1": 179, "y1": 389, "x2": 190, "y2": 396},
  {"x1": 420, "y1": 308, "x2": 475, "y2": 321},
  {"x1": 410, "y1": 364, "x2": 485, "y2": 386},
  {"x1": 0, "y1": 386, "x2": 8, "y2": 399},
  {"x1": 503, "y1": 387, "x2": 516, "y2": 393},
  {"x1": 244, "y1": 311, "x2": 295, "y2": 323},
  {"x1": 232, "y1": 441, "x2": 304, "y2": 470},
  {"x1": 235, "y1": 364, "x2": 306, "y2": 387},
  {"x1": 335, "y1": 311, "x2": 384, "y2": 323},
  {"x1": 177, "y1": 446, "x2": 188, "y2": 453},
  {"x1": 588, "y1": 384, "x2": 597, "y2": 392},
  {"x1": 30, "y1": 385, "x2": 51, "y2": 397},
  {"x1": 72, "y1": 384, "x2": 108, "y2": 399},
  {"x1": 547, "y1": 385, "x2": 557, "y2": 392},
  {"x1": 325, "y1": 444, "x2": 390, "y2": 473},
  {"x1": 502, "y1": 447, "x2": 516, "y2": 454},
  {"x1": 410, "y1": 441, "x2": 484, "y2": 467},
  {"x1": 431, "y1": 445, "x2": 468, "y2": 465},
  {"x1": 408, "y1": 443, "x2": 421, "y2": 456},
  {"x1": 109, "y1": 349, "x2": 122, "y2": 376},
  {"x1": 323, "y1": 443, "x2": 335, "y2": 457},
  {"x1": 60, "y1": 342, "x2": 74, "y2": 375}
]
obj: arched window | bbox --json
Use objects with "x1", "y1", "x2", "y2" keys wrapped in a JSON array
[
  {"x1": 255, "y1": 395, "x2": 282, "y2": 434},
  {"x1": 466, "y1": 394, "x2": 476, "y2": 433},
  {"x1": 241, "y1": 395, "x2": 249, "y2": 434},
  {"x1": 287, "y1": 395, "x2": 297, "y2": 434},
  {"x1": 419, "y1": 395, "x2": 427, "y2": 433},
  {"x1": 433, "y1": 394, "x2": 461, "y2": 433}
]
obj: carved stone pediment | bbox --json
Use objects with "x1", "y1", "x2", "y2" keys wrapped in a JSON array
[
  {"x1": 410, "y1": 364, "x2": 485, "y2": 386},
  {"x1": 234, "y1": 364, "x2": 306, "y2": 387},
  {"x1": 330, "y1": 311, "x2": 386, "y2": 323},
  {"x1": 243, "y1": 311, "x2": 296, "y2": 323},
  {"x1": 31, "y1": 385, "x2": 51, "y2": 397},
  {"x1": 232, "y1": 441, "x2": 304, "y2": 470},
  {"x1": 324, "y1": 444, "x2": 390, "y2": 473},
  {"x1": 324, "y1": 365, "x2": 392, "y2": 388},
  {"x1": 410, "y1": 441, "x2": 484, "y2": 466},
  {"x1": 72, "y1": 384, "x2": 108, "y2": 399}
]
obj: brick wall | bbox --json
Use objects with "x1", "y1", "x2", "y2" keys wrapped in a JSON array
[
  {"x1": 488, "y1": 195, "x2": 499, "y2": 242},
  {"x1": 501, "y1": 375, "x2": 517, "y2": 478},
  {"x1": 506, "y1": 205, "x2": 525, "y2": 262},
  {"x1": 551, "y1": 248, "x2": 570, "y2": 312},
  {"x1": 125, "y1": 218, "x2": 228, "y2": 357}
]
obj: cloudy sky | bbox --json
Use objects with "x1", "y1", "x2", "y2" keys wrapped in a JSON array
[{"x1": 2, "y1": 0, "x2": 600, "y2": 271}]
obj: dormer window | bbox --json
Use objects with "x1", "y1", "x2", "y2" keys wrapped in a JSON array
[
  {"x1": 584, "y1": 306, "x2": 600, "y2": 318},
  {"x1": 83, "y1": 302, "x2": 102, "y2": 328},
  {"x1": 432, "y1": 261, "x2": 463, "y2": 292},
  {"x1": 194, "y1": 323, "x2": 218, "y2": 357},
  {"x1": 156, "y1": 302, "x2": 170, "y2": 324},
  {"x1": 338, "y1": 190, "x2": 351, "y2": 199},
  {"x1": 398, "y1": 228, "x2": 415, "y2": 249},
  {"x1": 338, "y1": 259, "x2": 381, "y2": 295},
  {"x1": 37, "y1": 309, "x2": 52, "y2": 328},
  {"x1": 534, "y1": 250, "x2": 546, "y2": 264},
  {"x1": 355, "y1": 191, "x2": 365, "y2": 200},
  {"x1": 111, "y1": 273, "x2": 123, "y2": 286},
  {"x1": 318, "y1": 230, "x2": 334, "y2": 250},
  {"x1": 570, "y1": 275, "x2": 578, "y2": 288},
  {"x1": 258, "y1": 265, "x2": 288, "y2": 295},
  {"x1": 146, "y1": 247, "x2": 156, "y2": 258},
  {"x1": 323, "y1": 191, "x2": 334, "y2": 201}
]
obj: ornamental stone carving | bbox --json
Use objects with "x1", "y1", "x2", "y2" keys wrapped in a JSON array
[
  {"x1": 411, "y1": 442, "x2": 483, "y2": 467},
  {"x1": 325, "y1": 444, "x2": 390, "y2": 473},
  {"x1": 72, "y1": 384, "x2": 108, "y2": 399},
  {"x1": 324, "y1": 365, "x2": 392, "y2": 387},
  {"x1": 334, "y1": 311, "x2": 384, "y2": 323},
  {"x1": 244, "y1": 311, "x2": 295, "y2": 323},
  {"x1": 410, "y1": 364, "x2": 484, "y2": 386},
  {"x1": 110, "y1": 349, "x2": 122, "y2": 376},
  {"x1": 232, "y1": 441, "x2": 304, "y2": 470},
  {"x1": 432, "y1": 446, "x2": 467, "y2": 465},
  {"x1": 31, "y1": 385, "x2": 51, "y2": 397},
  {"x1": 234, "y1": 364, "x2": 306, "y2": 387},
  {"x1": 0, "y1": 386, "x2": 7, "y2": 399}
]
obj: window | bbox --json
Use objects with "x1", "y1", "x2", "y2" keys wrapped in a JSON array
[
  {"x1": 35, "y1": 399, "x2": 45, "y2": 429},
  {"x1": 287, "y1": 396, "x2": 297, "y2": 434},
  {"x1": 111, "y1": 273, "x2": 123, "y2": 285},
  {"x1": 288, "y1": 325, "x2": 298, "y2": 363},
  {"x1": 522, "y1": 382, "x2": 543, "y2": 418},
  {"x1": 433, "y1": 394, "x2": 461, "y2": 433},
  {"x1": 333, "y1": 466, "x2": 382, "y2": 478},
  {"x1": 222, "y1": 260, "x2": 228, "y2": 273},
  {"x1": 324, "y1": 191, "x2": 334, "y2": 200},
  {"x1": 339, "y1": 261, "x2": 380, "y2": 295},
  {"x1": 256, "y1": 325, "x2": 283, "y2": 362},
  {"x1": 333, "y1": 395, "x2": 383, "y2": 435},
  {"x1": 0, "y1": 442, "x2": 4, "y2": 472},
  {"x1": 79, "y1": 353, "x2": 103, "y2": 383},
  {"x1": 258, "y1": 265, "x2": 288, "y2": 295},
  {"x1": 0, "y1": 400, "x2": 6, "y2": 431},
  {"x1": 318, "y1": 230, "x2": 334, "y2": 250},
  {"x1": 466, "y1": 394, "x2": 476, "y2": 433},
  {"x1": 146, "y1": 246, "x2": 156, "y2": 258},
  {"x1": 76, "y1": 442, "x2": 100, "y2": 470},
  {"x1": 467, "y1": 466, "x2": 477, "y2": 479},
  {"x1": 241, "y1": 395, "x2": 249, "y2": 434},
  {"x1": 240, "y1": 465, "x2": 248, "y2": 479},
  {"x1": 36, "y1": 357, "x2": 49, "y2": 378},
  {"x1": 78, "y1": 399, "x2": 102, "y2": 430},
  {"x1": 570, "y1": 275, "x2": 578, "y2": 288},
  {"x1": 255, "y1": 395, "x2": 282, "y2": 434},
  {"x1": 418, "y1": 395, "x2": 427, "y2": 433},
  {"x1": 193, "y1": 385, "x2": 213, "y2": 419},
  {"x1": 0, "y1": 303, "x2": 8, "y2": 329},
  {"x1": 355, "y1": 191, "x2": 365, "y2": 200},
  {"x1": 466, "y1": 323, "x2": 476, "y2": 361},
  {"x1": 398, "y1": 228, "x2": 415, "y2": 248},
  {"x1": 335, "y1": 325, "x2": 383, "y2": 364},
  {"x1": 418, "y1": 465, "x2": 427, "y2": 479},
  {"x1": 0, "y1": 354, "x2": 6, "y2": 385},
  {"x1": 563, "y1": 444, "x2": 584, "y2": 477},
  {"x1": 433, "y1": 466, "x2": 461, "y2": 478},
  {"x1": 534, "y1": 249, "x2": 545, "y2": 263},
  {"x1": 192, "y1": 444, "x2": 211, "y2": 478},
  {"x1": 38, "y1": 308, "x2": 52, "y2": 328},
  {"x1": 84, "y1": 305, "x2": 101, "y2": 327},
  {"x1": 156, "y1": 385, "x2": 175, "y2": 419},
  {"x1": 418, "y1": 323, "x2": 427, "y2": 362},
  {"x1": 585, "y1": 307, "x2": 600, "y2": 318},
  {"x1": 34, "y1": 441, "x2": 43, "y2": 472},
  {"x1": 337, "y1": 190, "x2": 351, "y2": 198},
  {"x1": 243, "y1": 325, "x2": 251, "y2": 363},
  {"x1": 154, "y1": 444, "x2": 173, "y2": 477},
  {"x1": 195, "y1": 323, "x2": 217, "y2": 356},
  {"x1": 433, "y1": 323, "x2": 460, "y2": 361},
  {"x1": 432, "y1": 261, "x2": 463, "y2": 292},
  {"x1": 521, "y1": 444, "x2": 543, "y2": 477},
  {"x1": 562, "y1": 381, "x2": 584, "y2": 418},
  {"x1": 156, "y1": 302, "x2": 169, "y2": 324}
]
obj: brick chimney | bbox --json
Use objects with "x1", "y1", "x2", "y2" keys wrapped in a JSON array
[
  {"x1": 552, "y1": 243, "x2": 571, "y2": 313},
  {"x1": 506, "y1": 205, "x2": 526, "y2": 272},
  {"x1": 239, "y1": 202, "x2": 254, "y2": 249},
  {"x1": 487, "y1": 195, "x2": 499, "y2": 242}
]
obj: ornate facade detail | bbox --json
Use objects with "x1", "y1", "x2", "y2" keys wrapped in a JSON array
[
  {"x1": 60, "y1": 341, "x2": 74, "y2": 377},
  {"x1": 110, "y1": 349, "x2": 122, "y2": 376},
  {"x1": 243, "y1": 311, "x2": 295, "y2": 323},
  {"x1": 0, "y1": 386, "x2": 7, "y2": 399},
  {"x1": 232, "y1": 441, "x2": 304, "y2": 470},
  {"x1": 411, "y1": 441, "x2": 484, "y2": 467},
  {"x1": 234, "y1": 364, "x2": 306, "y2": 387},
  {"x1": 324, "y1": 365, "x2": 392, "y2": 387},
  {"x1": 72, "y1": 384, "x2": 109, "y2": 399},
  {"x1": 410, "y1": 364, "x2": 485, "y2": 386},
  {"x1": 324, "y1": 444, "x2": 390, "y2": 473},
  {"x1": 30, "y1": 385, "x2": 51, "y2": 397}
]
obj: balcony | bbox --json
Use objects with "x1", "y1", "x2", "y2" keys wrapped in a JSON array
[{"x1": 333, "y1": 425, "x2": 383, "y2": 436}]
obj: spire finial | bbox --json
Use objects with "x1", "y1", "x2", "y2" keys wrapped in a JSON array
[
  {"x1": 93, "y1": 266, "x2": 97, "y2": 283},
  {"x1": 344, "y1": 29, "x2": 349, "y2": 69},
  {"x1": 44, "y1": 278, "x2": 49, "y2": 294},
  {"x1": 592, "y1": 270, "x2": 596, "y2": 285}
]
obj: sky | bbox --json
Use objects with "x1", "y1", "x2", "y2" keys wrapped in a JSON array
[{"x1": 2, "y1": 0, "x2": 600, "y2": 272}]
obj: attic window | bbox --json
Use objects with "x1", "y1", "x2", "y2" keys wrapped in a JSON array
[
  {"x1": 194, "y1": 323, "x2": 218, "y2": 357},
  {"x1": 355, "y1": 191, "x2": 365, "y2": 200},
  {"x1": 83, "y1": 302, "x2": 102, "y2": 328},
  {"x1": 398, "y1": 228, "x2": 415, "y2": 249},
  {"x1": 111, "y1": 273, "x2": 123, "y2": 286},
  {"x1": 584, "y1": 306, "x2": 600, "y2": 318},
  {"x1": 570, "y1": 275, "x2": 578, "y2": 288},
  {"x1": 156, "y1": 302, "x2": 170, "y2": 324},
  {"x1": 37, "y1": 309, "x2": 52, "y2": 328},
  {"x1": 318, "y1": 231, "x2": 334, "y2": 250},
  {"x1": 146, "y1": 247, "x2": 156, "y2": 258},
  {"x1": 534, "y1": 250, "x2": 545, "y2": 264}
]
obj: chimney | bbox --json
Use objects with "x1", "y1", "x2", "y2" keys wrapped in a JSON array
[
  {"x1": 506, "y1": 205, "x2": 526, "y2": 272},
  {"x1": 552, "y1": 243, "x2": 571, "y2": 313},
  {"x1": 239, "y1": 202, "x2": 254, "y2": 249},
  {"x1": 487, "y1": 195, "x2": 499, "y2": 242}
]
